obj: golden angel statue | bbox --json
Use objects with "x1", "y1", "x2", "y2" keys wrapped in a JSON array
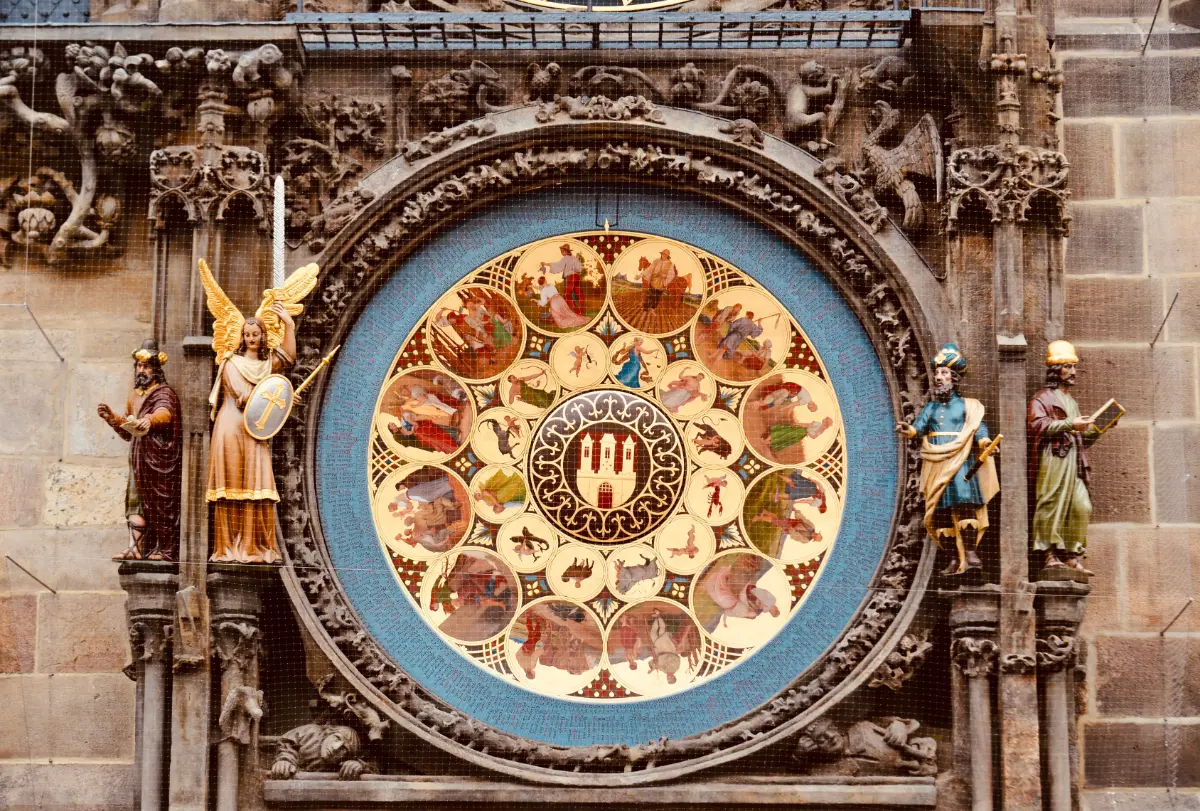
[{"x1": 200, "y1": 258, "x2": 319, "y2": 564}]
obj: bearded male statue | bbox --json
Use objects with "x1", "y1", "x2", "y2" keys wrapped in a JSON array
[{"x1": 97, "y1": 339, "x2": 183, "y2": 561}]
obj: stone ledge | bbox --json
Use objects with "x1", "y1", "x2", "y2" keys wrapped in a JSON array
[{"x1": 263, "y1": 775, "x2": 937, "y2": 808}]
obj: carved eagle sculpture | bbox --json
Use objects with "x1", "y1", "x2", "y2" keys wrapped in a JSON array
[{"x1": 857, "y1": 100, "x2": 943, "y2": 230}]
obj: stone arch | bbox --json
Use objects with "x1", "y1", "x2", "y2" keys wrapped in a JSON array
[{"x1": 273, "y1": 105, "x2": 950, "y2": 786}]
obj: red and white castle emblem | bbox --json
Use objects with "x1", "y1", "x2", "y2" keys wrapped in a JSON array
[{"x1": 575, "y1": 432, "x2": 638, "y2": 509}]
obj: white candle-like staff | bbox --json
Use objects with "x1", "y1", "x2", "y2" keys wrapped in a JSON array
[{"x1": 272, "y1": 174, "x2": 286, "y2": 289}]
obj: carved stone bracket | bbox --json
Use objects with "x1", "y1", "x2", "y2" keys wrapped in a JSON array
[
  {"x1": 944, "y1": 142, "x2": 1071, "y2": 235},
  {"x1": 148, "y1": 144, "x2": 269, "y2": 228},
  {"x1": 275, "y1": 115, "x2": 941, "y2": 783},
  {"x1": 952, "y1": 636, "x2": 999, "y2": 679}
]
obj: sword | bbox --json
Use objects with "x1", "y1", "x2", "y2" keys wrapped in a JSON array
[
  {"x1": 294, "y1": 345, "x2": 341, "y2": 400},
  {"x1": 964, "y1": 433, "x2": 1002, "y2": 481}
]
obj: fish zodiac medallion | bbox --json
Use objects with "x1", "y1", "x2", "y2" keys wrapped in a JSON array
[
  {"x1": 528, "y1": 389, "x2": 686, "y2": 545},
  {"x1": 364, "y1": 232, "x2": 850, "y2": 703}
]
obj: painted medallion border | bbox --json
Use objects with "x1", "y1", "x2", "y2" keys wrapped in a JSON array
[{"x1": 277, "y1": 126, "x2": 933, "y2": 783}]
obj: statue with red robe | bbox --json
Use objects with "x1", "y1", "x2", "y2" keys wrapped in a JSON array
[{"x1": 97, "y1": 339, "x2": 183, "y2": 561}]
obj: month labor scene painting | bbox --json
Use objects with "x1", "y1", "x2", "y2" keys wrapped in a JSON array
[{"x1": 368, "y1": 232, "x2": 846, "y2": 701}]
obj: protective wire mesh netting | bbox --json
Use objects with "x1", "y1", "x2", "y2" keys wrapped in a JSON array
[{"x1": 0, "y1": 3, "x2": 1197, "y2": 808}]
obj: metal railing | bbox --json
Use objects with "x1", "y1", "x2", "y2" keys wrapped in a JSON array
[{"x1": 288, "y1": 11, "x2": 918, "y2": 52}]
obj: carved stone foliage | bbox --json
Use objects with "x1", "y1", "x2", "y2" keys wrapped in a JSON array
[
  {"x1": 415, "y1": 61, "x2": 509, "y2": 129},
  {"x1": 274, "y1": 125, "x2": 934, "y2": 779},
  {"x1": 280, "y1": 94, "x2": 386, "y2": 240},
  {"x1": 815, "y1": 158, "x2": 888, "y2": 234},
  {"x1": 999, "y1": 653, "x2": 1037, "y2": 675},
  {"x1": 0, "y1": 41, "x2": 300, "y2": 253},
  {"x1": 0, "y1": 44, "x2": 143, "y2": 264},
  {"x1": 401, "y1": 118, "x2": 497, "y2": 164},
  {"x1": 695, "y1": 65, "x2": 777, "y2": 122},
  {"x1": 534, "y1": 95, "x2": 664, "y2": 125},
  {"x1": 944, "y1": 142, "x2": 1071, "y2": 235},
  {"x1": 1036, "y1": 634, "x2": 1077, "y2": 672},
  {"x1": 794, "y1": 716, "x2": 938, "y2": 777},
  {"x1": 567, "y1": 65, "x2": 665, "y2": 104},
  {"x1": 718, "y1": 118, "x2": 764, "y2": 149},
  {"x1": 869, "y1": 630, "x2": 932, "y2": 691},
  {"x1": 951, "y1": 636, "x2": 998, "y2": 679},
  {"x1": 0, "y1": 169, "x2": 121, "y2": 266},
  {"x1": 669, "y1": 62, "x2": 706, "y2": 107},
  {"x1": 125, "y1": 619, "x2": 172, "y2": 680}
]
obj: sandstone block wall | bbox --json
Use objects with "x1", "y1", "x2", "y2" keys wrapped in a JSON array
[
  {"x1": 0, "y1": 247, "x2": 155, "y2": 809},
  {"x1": 1059, "y1": 13, "x2": 1200, "y2": 808}
]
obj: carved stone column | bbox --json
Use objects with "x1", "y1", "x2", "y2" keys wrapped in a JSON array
[
  {"x1": 209, "y1": 565, "x2": 271, "y2": 811},
  {"x1": 1037, "y1": 580, "x2": 1090, "y2": 811},
  {"x1": 120, "y1": 563, "x2": 179, "y2": 811},
  {"x1": 948, "y1": 585, "x2": 1000, "y2": 811},
  {"x1": 148, "y1": 58, "x2": 275, "y2": 810}
]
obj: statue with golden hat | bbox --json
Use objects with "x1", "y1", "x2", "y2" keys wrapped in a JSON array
[{"x1": 1028, "y1": 340, "x2": 1119, "y2": 575}]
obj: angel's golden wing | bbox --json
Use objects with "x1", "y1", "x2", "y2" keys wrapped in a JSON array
[
  {"x1": 256, "y1": 263, "x2": 320, "y2": 351},
  {"x1": 198, "y1": 258, "x2": 245, "y2": 364}
]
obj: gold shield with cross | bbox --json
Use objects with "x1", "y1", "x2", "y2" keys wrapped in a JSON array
[{"x1": 243, "y1": 373, "x2": 296, "y2": 441}]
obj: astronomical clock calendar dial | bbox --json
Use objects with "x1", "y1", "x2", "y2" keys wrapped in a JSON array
[{"x1": 366, "y1": 232, "x2": 846, "y2": 702}]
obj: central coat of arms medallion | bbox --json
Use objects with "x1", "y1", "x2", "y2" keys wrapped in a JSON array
[{"x1": 528, "y1": 389, "x2": 685, "y2": 544}]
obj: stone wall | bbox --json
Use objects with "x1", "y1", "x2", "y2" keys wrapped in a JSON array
[
  {"x1": 1059, "y1": 10, "x2": 1200, "y2": 808},
  {"x1": 0, "y1": 217, "x2": 157, "y2": 809}
]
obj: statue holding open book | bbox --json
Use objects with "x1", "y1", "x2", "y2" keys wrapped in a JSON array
[{"x1": 1028, "y1": 340, "x2": 1123, "y2": 576}]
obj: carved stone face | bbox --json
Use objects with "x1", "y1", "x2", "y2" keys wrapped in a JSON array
[{"x1": 320, "y1": 730, "x2": 349, "y2": 761}]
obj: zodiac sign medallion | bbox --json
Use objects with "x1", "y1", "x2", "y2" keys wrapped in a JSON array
[{"x1": 367, "y1": 231, "x2": 847, "y2": 702}]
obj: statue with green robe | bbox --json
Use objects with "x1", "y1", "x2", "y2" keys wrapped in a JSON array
[{"x1": 1028, "y1": 340, "x2": 1112, "y2": 575}]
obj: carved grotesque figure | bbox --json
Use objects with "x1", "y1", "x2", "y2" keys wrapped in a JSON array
[{"x1": 271, "y1": 723, "x2": 366, "y2": 781}]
